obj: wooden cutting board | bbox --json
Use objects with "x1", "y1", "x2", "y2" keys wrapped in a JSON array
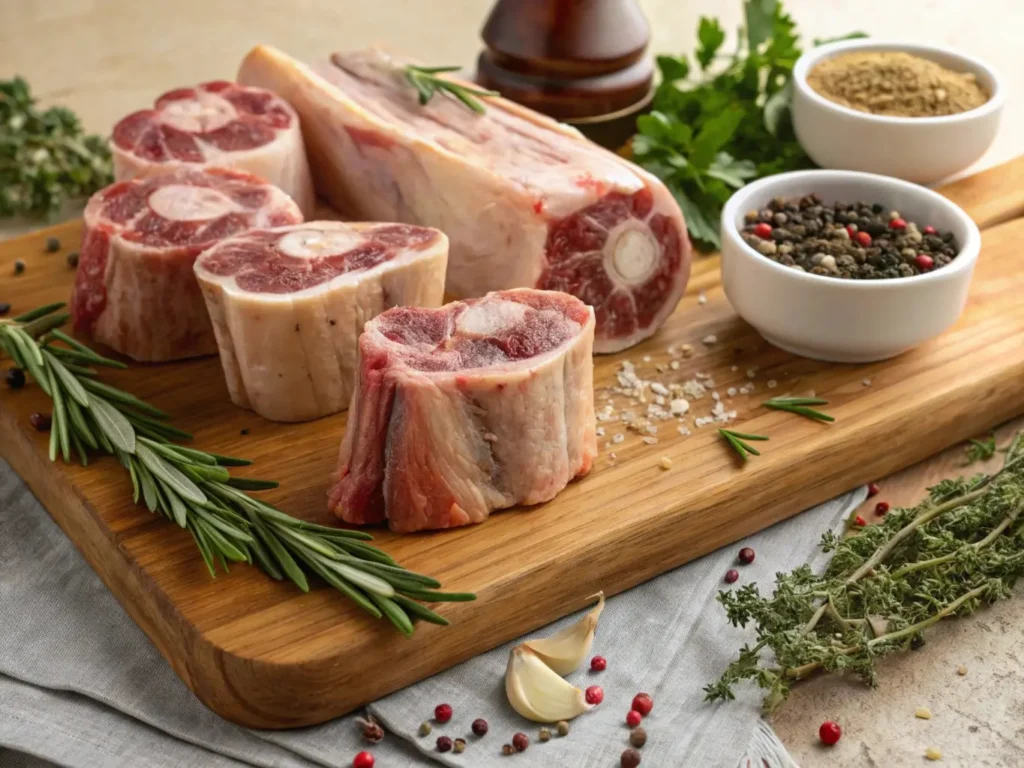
[{"x1": 2, "y1": 157, "x2": 1024, "y2": 729}]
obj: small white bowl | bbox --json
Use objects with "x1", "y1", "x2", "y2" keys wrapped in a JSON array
[
  {"x1": 720, "y1": 170, "x2": 980, "y2": 363},
  {"x1": 792, "y1": 39, "x2": 1004, "y2": 185}
]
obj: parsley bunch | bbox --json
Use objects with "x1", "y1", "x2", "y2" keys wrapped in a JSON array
[
  {"x1": 632, "y1": 0, "x2": 864, "y2": 249},
  {"x1": 0, "y1": 77, "x2": 113, "y2": 220}
]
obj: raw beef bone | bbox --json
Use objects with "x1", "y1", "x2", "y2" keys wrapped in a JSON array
[
  {"x1": 329, "y1": 289, "x2": 597, "y2": 533},
  {"x1": 112, "y1": 80, "x2": 315, "y2": 217},
  {"x1": 194, "y1": 222, "x2": 448, "y2": 422},
  {"x1": 237, "y1": 45, "x2": 691, "y2": 353},
  {"x1": 71, "y1": 168, "x2": 303, "y2": 362}
]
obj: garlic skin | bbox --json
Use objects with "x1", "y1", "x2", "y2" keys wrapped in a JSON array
[
  {"x1": 521, "y1": 593, "x2": 605, "y2": 676},
  {"x1": 505, "y1": 646, "x2": 593, "y2": 722}
]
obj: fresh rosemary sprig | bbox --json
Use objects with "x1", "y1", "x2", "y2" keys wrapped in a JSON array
[
  {"x1": 719, "y1": 428, "x2": 769, "y2": 462},
  {"x1": 763, "y1": 396, "x2": 835, "y2": 423},
  {"x1": 705, "y1": 433, "x2": 1024, "y2": 712},
  {"x1": 1, "y1": 304, "x2": 474, "y2": 635},
  {"x1": 403, "y1": 65, "x2": 499, "y2": 114}
]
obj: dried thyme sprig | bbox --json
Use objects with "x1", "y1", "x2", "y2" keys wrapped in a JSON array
[
  {"x1": 1, "y1": 303, "x2": 474, "y2": 635},
  {"x1": 719, "y1": 428, "x2": 769, "y2": 462},
  {"x1": 403, "y1": 65, "x2": 499, "y2": 114},
  {"x1": 763, "y1": 396, "x2": 835, "y2": 423},
  {"x1": 705, "y1": 433, "x2": 1024, "y2": 712},
  {"x1": 964, "y1": 434, "x2": 997, "y2": 465}
]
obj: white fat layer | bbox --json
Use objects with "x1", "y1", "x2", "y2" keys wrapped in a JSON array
[
  {"x1": 276, "y1": 227, "x2": 366, "y2": 259},
  {"x1": 606, "y1": 223, "x2": 658, "y2": 286},
  {"x1": 455, "y1": 299, "x2": 529, "y2": 337},
  {"x1": 160, "y1": 92, "x2": 236, "y2": 133},
  {"x1": 148, "y1": 185, "x2": 241, "y2": 221}
]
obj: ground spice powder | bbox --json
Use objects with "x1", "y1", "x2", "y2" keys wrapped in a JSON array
[{"x1": 807, "y1": 51, "x2": 989, "y2": 117}]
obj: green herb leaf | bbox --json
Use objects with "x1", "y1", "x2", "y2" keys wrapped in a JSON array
[
  {"x1": 89, "y1": 395, "x2": 137, "y2": 453},
  {"x1": 697, "y1": 17, "x2": 727, "y2": 69},
  {"x1": 136, "y1": 443, "x2": 205, "y2": 504},
  {"x1": 656, "y1": 54, "x2": 690, "y2": 83},
  {"x1": 745, "y1": 0, "x2": 779, "y2": 49}
]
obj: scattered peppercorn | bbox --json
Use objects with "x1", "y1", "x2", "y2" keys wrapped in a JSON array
[
  {"x1": 512, "y1": 732, "x2": 529, "y2": 752},
  {"x1": 590, "y1": 655, "x2": 607, "y2": 672},
  {"x1": 629, "y1": 726, "x2": 647, "y2": 749},
  {"x1": 67, "y1": 251, "x2": 80, "y2": 268},
  {"x1": 875, "y1": 501, "x2": 890, "y2": 516},
  {"x1": 631, "y1": 693, "x2": 653, "y2": 716},
  {"x1": 911, "y1": 635, "x2": 926, "y2": 650},
  {"x1": 45, "y1": 236, "x2": 61, "y2": 253},
  {"x1": 240, "y1": 428, "x2": 250, "y2": 435},
  {"x1": 13, "y1": 259, "x2": 26, "y2": 275},
  {"x1": 923, "y1": 225, "x2": 937, "y2": 235},
  {"x1": 538, "y1": 727, "x2": 551, "y2": 742},
  {"x1": 585, "y1": 685, "x2": 604, "y2": 705},
  {"x1": 854, "y1": 515, "x2": 867, "y2": 527},
  {"x1": 621, "y1": 747, "x2": 642, "y2": 767},
  {"x1": 0, "y1": 302, "x2": 10, "y2": 316},
  {"x1": 738, "y1": 546, "x2": 755, "y2": 565},
  {"x1": 957, "y1": 664, "x2": 968, "y2": 676},
  {"x1": 925, "y1": 746, "x2": 942, "y2": 761},
  {"x1": 556, "y1": 721, "x2": 570, "y2": 737},
  {"x1": 352, "y1": 750, "x2": 374, "y2": 768},
  {"x1": 434, "y1": 703, "x2": 452, "y2": 723},
  {"x1": 418, "y1": 721, "x2": 432, "y2": 737},
  {"x1": 436, "y1": 735, "x2": 453, "y2": 753},
  {"x1": 740, "y1": 195, "x2": 958, "y2": 280},
  {"x1": 724, "y1": 568, "x2": 740, "y2": 584},
  {"x1": 357, "y1": 716, "x2": 384, "y2": 744},
  {"x1": 502, "y1": 744, "x2": 515, "y2": 755},
  {"x1": 867, "y1": 482, "x2": 880, "y2": 497},
  {"x1": 626, "y1": 710, "x2": 643, "y2": 727},
  {"x1": 472, "y1": 718, "x2": 489, "y2": 737},
  {"x1": 30, "y1": 412, "x2": 52, "y2": 431},
  {"x1": 819, "y1": 721, "x2": 842, "y2": 746},
  {"x1": 453, "y1": 738, "x2": 466, "y2": 754},
  {"x1": 5, "y1": 368, "x2": 26, "y2": 389}
]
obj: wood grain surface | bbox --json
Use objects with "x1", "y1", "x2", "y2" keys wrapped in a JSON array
[{"x1": 1, "y1": 160, "x2": 1023, "y2": 729}]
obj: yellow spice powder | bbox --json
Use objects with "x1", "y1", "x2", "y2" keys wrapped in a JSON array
[{"x1": 807, "y1": 51, "x2": 989, "y2": 117}]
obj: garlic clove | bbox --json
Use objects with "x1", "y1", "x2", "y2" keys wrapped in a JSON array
[
  {"x1": 521, "y1": 592, "x2": 605, "y2": 676},
  {"x1": 505, "y1": 646, "x2": 593, "y2": 722}
]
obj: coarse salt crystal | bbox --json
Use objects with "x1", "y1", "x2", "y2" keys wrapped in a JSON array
[
  {"x1": 596, "y1": 427, "x2": 605, "y2": 437},
  {"x1": 677, "y1": 425, "x2": 691, "y2": 436},
  {"x1": 767, "y1": 380, "x2": 777, "y2": 389},
  {"x1": 731, "y1": 365, "x2": 738, "y2": 372},
  {"x1": 659, "y1": 456, "x2": 673, "y2": 470},
  {"x1": 681, "y1": 344, "x2": 694, "y2": 357},
  {"x1": 609, "y1": 452, "x2": 617, "y2": 461},
  {"x1": 612, "y1": 434, "x2": 625, "y2": 444},
  {"x1": 863, "y1": 378, "x2": 872, "y2": 386},
  {"x1": 670, "y1": 360, "x2": 680, "y2": 370},
  {"x1": 621, "y1": 411, "x2": 636, "y2": 423},
  {"x1": 642, "y1": 355, "x2": 652, "y2": 363},
  {"x1": 651, "y1": 382, "x2": 669, "y2": 396},
  {"x1": 670, "y1": 399, "x2": 689, "y2": 416},
  {"x1": 698, "y1": 290, "x2": 707, "y2": 305},
  {"x1": 712, "y1": 391, "x2": 720, "y2": 401},
  {"x1": 746, "y1": 368, "x2": 757, "y2": 379},
  {"x1": 642, "y1": 436, "x2": 659, "y2": 445},
  {"x1": 702, "y1": 334, "x2": 718, "y2": 345},
  {"x1": 483, "y1": 432, "x2": 498, "y2": 442},
  {"x1": 727, "y1": 387, "x2": 737, "y2": 397}
]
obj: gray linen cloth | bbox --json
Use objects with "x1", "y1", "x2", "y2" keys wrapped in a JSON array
[{"x1": 0, "y1": 457, "x2": 860, "y2": 767}]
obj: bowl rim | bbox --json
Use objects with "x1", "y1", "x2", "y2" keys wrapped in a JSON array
[
  {"x1": 720, "y1": 169, "x2": 982, "y2": 290},
  {"x1": 793, "y1": 38, "x2": 1005, "y2": 126}
]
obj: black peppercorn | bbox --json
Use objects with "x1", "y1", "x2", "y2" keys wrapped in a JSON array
[
  {"x1": 45, "y1": 236, "x2": 61, "y2": 253},
  {"x1": 5, "y1": 368, "x2": 26, "y2": 389},
  {"x1": 67, "y1": 251, "x2": 80, "y2": 268},
  {"x1": 13, "y1": 259, "x2": 26, "y2": 275},
  {"x1": 0, "y1": 302, "x2": 10, "y2": 316}
]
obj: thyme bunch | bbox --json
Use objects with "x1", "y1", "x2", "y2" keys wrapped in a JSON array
[
  {"x1": 1, "y1": 304, "x2": 474, "y2": 635},
  {"x1": 706, "y1": 433, "x2": 1024, "y2": 712}
]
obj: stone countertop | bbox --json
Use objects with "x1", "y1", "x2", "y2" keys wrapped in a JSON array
[{"x1": 2, "y1": 1, "x2": 1021, "y2": 765}]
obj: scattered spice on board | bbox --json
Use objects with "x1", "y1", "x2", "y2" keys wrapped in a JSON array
[
  {"x1": 13, "y1": 259, "x2": 25, "y2": 275},
  {"x1": 741, "y1": 195, "x2": 958, "y2": 279},
  {"x1": 807, "y1": 51, "x2": 988, "y2": 117}
]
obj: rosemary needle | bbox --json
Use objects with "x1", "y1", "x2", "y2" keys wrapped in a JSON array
[
  {"x1": 403, "y1": 65, "x2": 499, "y2": 114},
  {"x1": 0, "y1": 303, "x2": 475, "y2": 633},
  {"x1": 763, "y1": 396, "x2": 835, "y2": 423},
  {"x1": 719, "y1": 428, "x2": 769, "y2": 462}
]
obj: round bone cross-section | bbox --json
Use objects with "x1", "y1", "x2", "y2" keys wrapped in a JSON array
[
  {"x1": 112, "y1": 80, "x2": 315, "y2": 216},
  {"x1": 70, "y1": 168, "x2": 303, "y2": 362},
  {"x1": 329, "y1": 289, "x2": 598, "y2": 533},
  {"x1": 194, "y1": 221, "x2": 449, "y2": 423}
]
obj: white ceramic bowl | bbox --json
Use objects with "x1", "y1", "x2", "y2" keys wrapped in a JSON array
[
  {"x1": 720, "y1": 170, "x2": 980, "y2": 363},
  {"x1": 792, "y1": 39, "x2": 1004, "y2": 185}
]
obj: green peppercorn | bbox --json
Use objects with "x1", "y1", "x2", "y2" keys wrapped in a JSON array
[
  {"x1": 453, "y1": 738, "x2": 466, "y2": 754},
  {"x1": 45, "y1": 236, "x2": 61, "y2": 253},
  {"x1": 418, "y1": 721, "x2": 432, "y2": 736},
  {"x1": 556, "y1": 721, "x2": 569, "y2": 737},
  {"x1": 539, "y1": 728, "x2": 551, "y2": 742}
]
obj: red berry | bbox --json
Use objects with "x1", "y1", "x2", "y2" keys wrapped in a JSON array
[
  {"x1": 436, "y1": 735, "x2": 453, "y2": 752},
  {"x1": 854, "y1": 515, "x2": 867, "y2": 527},
  {"x1": 585, "y1": 685, "x2": 604, "y2": 705},
  {"x1": 590, "y1": 655, "x2": 607, "y2": 672},
  {"x1": 875, "y1": 501, "x2": 890, "y2": 516},
  {"x1": 854, "y1": 231, "x2": 872, "y2": 247},
  {"x1": 752, "y1": 222, "x2": 773, "y2": 239},
  {"x1": 915, "y1": 254, "x2": 934, "y2": 272},
  {"x1": 29, "y1": 412, "x2": 52, "y2": 431},
  {"x1": 845, "y1": 225, "x2": 856, "y2": 238},
  {"x1": 471, "y1": 718, "x2": 488, "y2": 736},
  {"x1": 724, "y1": 569, "x2": 739, "y2": 584},
  {"x1": 434, "y1": 703, "x2": 452, "y2": 723},
  {"x1": 626, "y1": 709, "x2": 643, "y2": 727},
  {"x1": 923, "y1": 225, "x2": 937, "y2": 235},
  {"x1": 632, "y1": 693, "x2": 654, "y2": 716},
  {"x1": 512, "y1": 732, "x2": 529, "y2": 752},
  {"x1": 819, "y1": 721, "x2": 842, "y2": 746},
  {"x1": 867, "y1": 482, "x2": 880, "y2": 498},
  {"x1": 738, "y1": 546, "x2": 755, "y2": 565},
  {"x1": 353, "y1": 751, "x2": 374, "y2": 768},
  {"x1": 888, "y1": 217, "x2": 907, "y2": 231}
]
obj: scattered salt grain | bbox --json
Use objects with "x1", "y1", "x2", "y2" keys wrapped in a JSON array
[
  {"x1": 642, "y1": 355, "x2": 652, "y2": 363},
  {"x1": 677, "y1": 425, "x2": 691, "y2": 436},
  {"x1": 731, "y1": 365, "x2": 738, "y2": 372},
  {"x1": 702, "y1": 334, "x2": 718, "y2": 345},
  {"x1": 612, "y1": 434, "x2": 625, "y2": 444},
  {"x1": 621, "y1": 411, "x2": 636, "y2": 423},
  {"x1": 863, "y1": 378, "x2": 872, "y2": 387},
  {"x1": 767, "y1": 380, "x2": 777, "y2": 389},
  {"x1": 609, "y1": 452, "x2": 617, "y2": 461},
  {"x1": 596, "y1": 427, "x2": 606, "y2": 437},
  {"x1": 698, "y1": 290, "x2": 707, "y2": 305},
  {"x1": 681, "y1": 344, "x2": 694, "y2": 358},
  {"x1": 650, "y1": 382, "x2": 669, "y2": 396},
  {"x1": 681, "y1": 379, "x2": 707, "y2": 399},
  {"x1": 670, "y1": 399, "x2": 689, "y2": 416},
  {"x1": 711, "y1": 391, "x2": 720, "y2": 401},
  {"x1": 483, "y1": 432, "x2": 498, "y2": 442},
  {"x1": 727, "y1": 387, "x2": 737, "y2": 397},
  {"x1": 670, "y1": 360, "x2": 680, "y2": 370},
  {"x1": 642, "y1": 436, "x2": 659, "y2": 445},
  {"x1": 746, "y1": 368, "x2": 757, "y2": 379},
  {"x1": 659, "y1": 456, "x2": 673, "y2": 470}
]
